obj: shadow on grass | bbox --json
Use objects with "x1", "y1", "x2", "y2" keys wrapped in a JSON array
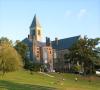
[{"x1": 0, "y1": 80, "x2": 56, "y2": 90}]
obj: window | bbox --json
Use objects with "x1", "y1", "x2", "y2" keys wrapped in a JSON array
[
  {"x1": 37, "y1": 54, "x2": 39, "y2": 57},
  {"x1": 37, "y1": 47, "x2": 39, "y2": 50},
  {"x1": 38, "y1": 30, "x2": 40, "y2": 35},
  {"x1": 50, "y1": 51, "x2": 52, "y2": 54},
  {"x1": 37, "y1": 51, "x2": 39, "y2": 53}
]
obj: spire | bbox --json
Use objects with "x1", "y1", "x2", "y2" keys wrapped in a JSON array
[{"x1": 30, "y1": 14, "x2": 41, "y2": 28}]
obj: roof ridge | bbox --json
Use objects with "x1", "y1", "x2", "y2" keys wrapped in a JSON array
[{"x1": 52, "y1": 35, "x2": 80, "y2": 42}]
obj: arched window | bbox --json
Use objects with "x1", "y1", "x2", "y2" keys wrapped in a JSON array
[{"x1": 38, "y1": 30, "x2": 40, "y2": 35}]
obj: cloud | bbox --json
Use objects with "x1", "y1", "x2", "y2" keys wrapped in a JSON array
[{"x1": 78, "y1": 9, "x2": 87, "y2": 18}]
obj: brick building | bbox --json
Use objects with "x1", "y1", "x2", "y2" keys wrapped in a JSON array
[{"x1": 23, "y1": 15, "x2": 80, "y2": 72}]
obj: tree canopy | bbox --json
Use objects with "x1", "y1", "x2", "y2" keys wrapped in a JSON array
[
  {"x1": 14, "y1": 41, "x2": 28, "y2": 60},
  {"x1": 64, "y1": 36, "x2": 100, "y2": 75},
  {"x1": 0, "y1": 37, "x2": 22, "y2": 75},
  {"x1": 0, "y1": 37, "x2": 13, "y2": 46}
]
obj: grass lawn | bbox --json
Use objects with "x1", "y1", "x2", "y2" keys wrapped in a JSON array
[{"x1": 0, "y1": 70, "x2": 100, "y2": 90}]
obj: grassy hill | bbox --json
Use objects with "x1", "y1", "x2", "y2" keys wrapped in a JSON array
[{"x1": 0, "y1": 70, "x2": 100, "y2": 90}]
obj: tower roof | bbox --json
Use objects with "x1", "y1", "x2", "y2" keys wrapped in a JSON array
[{"x1": 30, "y1": 14, "x2": 41, "y2": 28}]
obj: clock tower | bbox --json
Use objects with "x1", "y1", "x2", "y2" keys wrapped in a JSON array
[{"x1": 29, "y1": 14, "x2": 42, "y2": 41}]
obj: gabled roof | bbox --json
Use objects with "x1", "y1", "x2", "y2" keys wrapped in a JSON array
[
  {"x1": 30, "y1": 14, "x2": 41, "y2": 28},
  {"x1": 51, "y1": 36, "x2": 80, "y2": 50}
]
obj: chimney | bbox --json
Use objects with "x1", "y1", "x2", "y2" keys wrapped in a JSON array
[
  {"x1": 55, "y1": 37, "x2": 58, "y2": 45},
  {"x1": 28, "y1": 35, "x2": 29, "y2": 39},
  {"x1": 28, "y1": 35, "x2": 33, "y2": 41},
  {"x1": 46, "y1": 37, "x2": 51, "y2": 46}
]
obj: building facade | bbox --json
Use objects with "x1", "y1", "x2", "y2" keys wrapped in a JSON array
[
  {"x1": 23, "y1": 15, "x2": 54, "y2": 72},
  {"x1": 23, "y1": 15, "x2": 80, "y2": 72}
]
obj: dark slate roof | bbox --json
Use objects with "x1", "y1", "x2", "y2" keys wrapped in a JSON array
[
  {"x1": 22, "y1": 38, "x2": 32, "y2": 47},
  {"x1": 22, "y1": 38, "x2": 45, "y2": 47},
  {"x1": 30, "y1": 14, "x2": 41, "y2": 28},
  {"x1": 22, "y1": 36, "x2": 80, "y2": 50},
  {"x1": 51, "y1": 36, "x2": 80, "y2": 50}
]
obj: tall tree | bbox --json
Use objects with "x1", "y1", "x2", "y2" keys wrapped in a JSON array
[
  {"x1": 14, "y1": 41, "x2": 29, "y2": 68},
  {"x1": 64, "y1": 36, "x2": 100, "y2": 75},
  {"x1": 14, "y1": 41, "x2": 28, "y2": 62},
  {"x1": 0, "y1": 37, "x2": 22, "y2": 75},
  {"x1": 0, "y1": 37, "x2": 13, "y2": 46}
]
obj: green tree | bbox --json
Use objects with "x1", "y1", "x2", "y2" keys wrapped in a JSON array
[
  {"x1": 64, "y1": 36, "x2": 100, "y2": 75},
  {"x1": 94, "y1": 47, "x2": 100, "y2": 69},
  {"x1": 0, "y1": 38, "x2": 22, "y2": 75},
  {"x1": 14, "y1": 41, "x2": 28, "y2": 65},
  {"x1": 0, "y1": 37, "x2": 13, "y2": 46}
]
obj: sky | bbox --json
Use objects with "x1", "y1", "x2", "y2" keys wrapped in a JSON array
[{"x1": 0, "y1": 0, "x2": 100, "y2": 42}]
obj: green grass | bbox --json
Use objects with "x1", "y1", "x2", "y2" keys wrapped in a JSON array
[{"x1": 0, "y1": 70, "x2": 100, "y2": 90}]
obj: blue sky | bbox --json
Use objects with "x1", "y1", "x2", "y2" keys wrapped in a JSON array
[{"x1": 0, "y1": 0, "x2": 100, "y2": 42}]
